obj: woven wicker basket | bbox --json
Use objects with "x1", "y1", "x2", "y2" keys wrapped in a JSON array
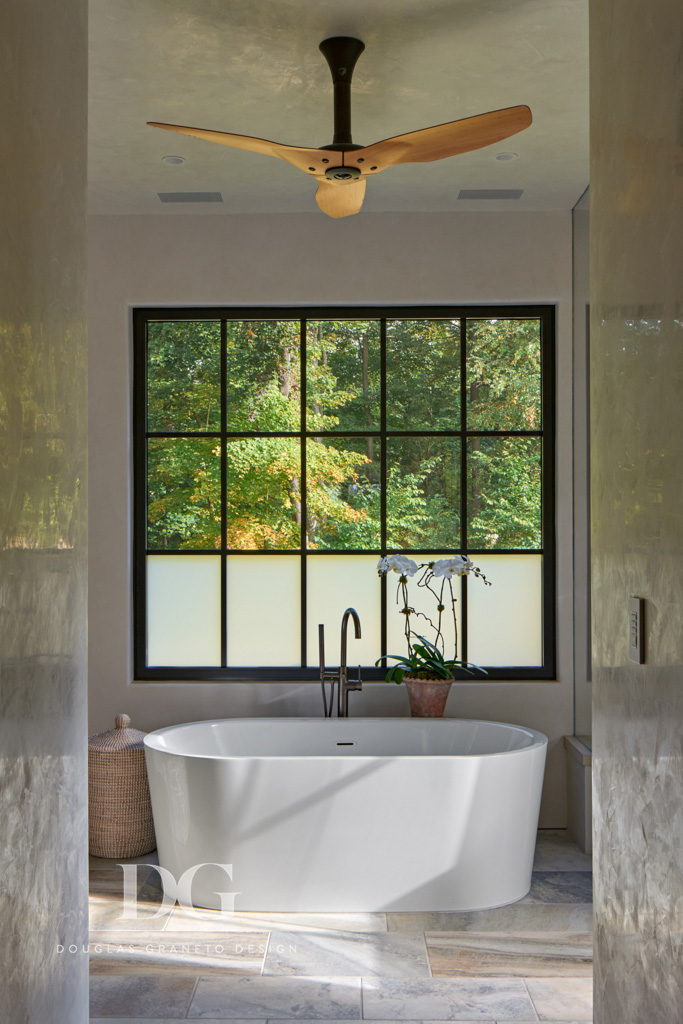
[{"x1": 88, "y1": 714, "x2": 156, "y2": 859}]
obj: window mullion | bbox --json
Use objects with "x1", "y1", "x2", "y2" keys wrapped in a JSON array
[
  {"x1": 380, "y1": 317, "x2": 387, "y2": 668},
  {"x1": 300, "y1": 319, "x2": 307, "y2": 668},
  {"x1": 220, "y1": 319, "x2": 227, "y2": 668},
  {"x1": 460, "y1": 316, "x2": 468, "y2": 663}
]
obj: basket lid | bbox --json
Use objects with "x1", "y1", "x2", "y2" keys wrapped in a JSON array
[{"x1": 88, "y1": 714, "x2": 147, "y2": 751}]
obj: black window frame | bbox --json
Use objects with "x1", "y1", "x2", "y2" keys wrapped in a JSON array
[{"x1": 133, "y1": 304, "x2": 556, "y2": 682}]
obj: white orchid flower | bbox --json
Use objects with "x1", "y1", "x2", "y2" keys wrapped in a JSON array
[
  {"x1": 431, "y1": 556, "x2": 473, "y2": 578},
  {"x1": 377, "y1": 554, "x2": 419, "y2": 577}
]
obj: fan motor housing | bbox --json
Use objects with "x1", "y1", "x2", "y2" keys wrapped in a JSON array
[{"x1": 324, "y1": 165, "x2": 362, "y2": 181}]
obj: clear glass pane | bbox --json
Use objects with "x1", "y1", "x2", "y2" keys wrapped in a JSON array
[
  {"x1": 386, "y1": 319, "x2": 460, "y2": 430},
  {"x1": 466, "y1": 554, "x2": 542, "y2": 666},
  {"x1": 147, "y1": 321, "x2": 221, "y2": 432},
  {"x1": 225, "y1": 437, "x2": 301, "y2": 550},
  {"x1": 306, "y1": 555, "x2": 381, "y2": 668},
  {"x1": 225, "y1": 320, "x2": 300, "y2": 431},
  {"x1": 307, "y1": 437, "x2": 381, "y2": 550},
  {"x1": 147, "y1": 438, "x2": 221, "y2": 550},
  {"x1": 226, "y1": 556, "x2": 300, "y2": 666},
  {"x1": 386, "y1": 437, "x2": 461, "y2": 549},
  {"x1": 466, "y1": 319, "x2": 541, "y2": 430},
  {"x1": 306, "y1": 320, "x2": 380, "y2": 431},
  {"x1": 147, "y1": 555, "x2": 221, "y2": 666},
  {"x1": 385, "y1": 554, "x2": 462, "y2": 666},
  {"x1": 467, "y1": 437, "x2": 541, "y2": 549}
]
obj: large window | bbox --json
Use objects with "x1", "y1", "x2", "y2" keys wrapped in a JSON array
[{"x1": 133, "y1": 306, "x2": 555, "y2": 680}]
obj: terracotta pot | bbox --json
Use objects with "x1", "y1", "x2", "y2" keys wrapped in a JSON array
[{"x1": 403, "y1": 676, "x2": 453, "y2": 717}]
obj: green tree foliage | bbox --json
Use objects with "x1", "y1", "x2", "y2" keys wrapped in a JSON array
[
  {"x1": 466, "y1": 320, "x2": 542, "y2": 548},
  {"x1": 145, "y1": 317, "x2": 543, "y2": 552}
]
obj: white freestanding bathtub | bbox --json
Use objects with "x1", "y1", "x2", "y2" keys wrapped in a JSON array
[{"x1": 144, "y1": 717, "x2": 547, "y2": 912}]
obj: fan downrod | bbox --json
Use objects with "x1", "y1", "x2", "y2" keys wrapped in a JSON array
[{"x1": 319, "y1": 36, "x2": 365, "y2": 151}]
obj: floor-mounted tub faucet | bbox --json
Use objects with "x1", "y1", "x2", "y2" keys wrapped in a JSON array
[{"x1": 318, "y1": 608, "x2": 363, "y2": 717}]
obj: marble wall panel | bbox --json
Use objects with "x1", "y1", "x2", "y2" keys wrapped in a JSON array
[
  {"x1": 0, "y1": 0, "x2": 89, "y2": 1021},
  {"x1": 590, "y1": 0, "x2": 683, "y2": 1020}
]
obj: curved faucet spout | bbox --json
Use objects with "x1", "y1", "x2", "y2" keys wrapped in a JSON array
[
  {"x1": 340, "y1": 607, "x2": 361, "y2": 670},
  {"x1": 339, "y1": 607, "x2": 362, "y2": 717}
]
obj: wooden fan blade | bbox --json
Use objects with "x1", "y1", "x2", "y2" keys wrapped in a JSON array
[
  {"x1": 147, "y1": 122, "x2": 327, "y2": 175},
  {"x1": 354, "y1": 105, "x2": 532, "y2": 173},
  {"x1": 315, "y1": 177, "x2": 367, "y2": 218}
]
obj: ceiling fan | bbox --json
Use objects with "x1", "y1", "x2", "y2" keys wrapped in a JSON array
[{"x1": 148, "y1": 37, "x2": 532, "y2": 219}]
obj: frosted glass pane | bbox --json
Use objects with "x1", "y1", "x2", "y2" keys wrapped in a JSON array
[
  {"x1": 386, "y1": 555, "x2": 462, "y2": 664},
  {"x1": 227, "y1": 556, "x2": 300, "y2": 667},
  {"x1": 467, "y1": 554, "x2": 542, "y2": 667},
  {"x1": 306, "y1": 556, "x2": 381, "y2": 668},
  {"x1": 147, "y1": 556, "x2": 221, "y2": 666}
]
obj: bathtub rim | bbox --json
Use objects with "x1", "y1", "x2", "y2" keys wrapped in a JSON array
[{"x1": 143, "y1": 716, "x2": 548, "y2": 761}]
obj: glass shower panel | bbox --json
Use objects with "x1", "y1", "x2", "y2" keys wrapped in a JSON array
[
  {"x1": 146, "y1": 555, "x2": 221, "y2": 666},
  {"x1": 466, "y1": 554, "x2": 542, "y2": 666},
  {"x1": 306, "y1": 555, "x2": 381, "y2": 668},
  {"x1": 226, "y1": 555, "x2": 301, "y2": 666}
]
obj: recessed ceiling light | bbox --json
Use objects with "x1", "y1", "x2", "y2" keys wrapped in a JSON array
[
  {"x1": 162, "y1": 155, "x2": 185, "y2": 165},
  {"x1": 495, "y1": 152, "x2": 518, "y2": 161}
]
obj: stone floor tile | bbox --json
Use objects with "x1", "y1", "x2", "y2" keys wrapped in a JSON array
[
  {"x1": 89, "y1": 893, "x2": 171, "y2": 933},
  {"x1": 89, "y1": 974, "x2": 197, "y2": 1018},
  {"x1": 361, "y1": 977, "x2": 537, "y2": 1020},
  {"x1": 263, "y1": 931, "x2": 429, "y2": 978},
  {"x1": 387, "y1": 904, "x2": 593, "y2": 934},
  {"x1": 524, "y1": 977, "x2": 593, "y2": 1021},
  {"x1": 533, "y1": 831, "x2": 592, "y2": 872},
  {"x1": 89, "y1": 866, "x2": 153, "y2": 896},
  {"x1": 90, "y1": 1020, "x2": 264, "y2": 1023},
  {"x1": 89, "y1": 932, "x2": 267, "y2": 976},
  {"x1": 163, "y1": 906, "x2": 386, "y2": 934},
  {"x1": 187, "y1": 975, "x2": 362, "y2": 1019},
  {"x1": 426, "y1": 932, "x2": 592, "y2": 978},
  {"x1": 520, "y1": 874, "x2": 593, "y2": 905}
]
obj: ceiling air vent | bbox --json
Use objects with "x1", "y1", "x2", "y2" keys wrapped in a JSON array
[
  {"x1": 158, "y1": 192, "x2": 223, "y2": 203},
  {"x1": 458, "y1": 188, "x2": 523, "y2": 200}
]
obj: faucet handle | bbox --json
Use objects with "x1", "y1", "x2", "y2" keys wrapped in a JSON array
[
  {"x1": 347, "y1": 665, "x2": 363, "y2": 692},
  {"x1": 318, "y1": 623, "x2": 326, "y2": 679}
]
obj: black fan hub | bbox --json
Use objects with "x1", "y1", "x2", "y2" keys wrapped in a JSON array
[{"x1": 324, "y1": 165, "x2": 362, "y2": 181}]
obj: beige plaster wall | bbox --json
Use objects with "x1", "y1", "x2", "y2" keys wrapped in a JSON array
[{"x1": 88, "y1": 209, "x2": 577, "y2": 825}]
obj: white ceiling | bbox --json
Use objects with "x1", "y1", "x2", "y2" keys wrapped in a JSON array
[{"x1": 88, "y1": 0, "x2": 589, "y2": 216}]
